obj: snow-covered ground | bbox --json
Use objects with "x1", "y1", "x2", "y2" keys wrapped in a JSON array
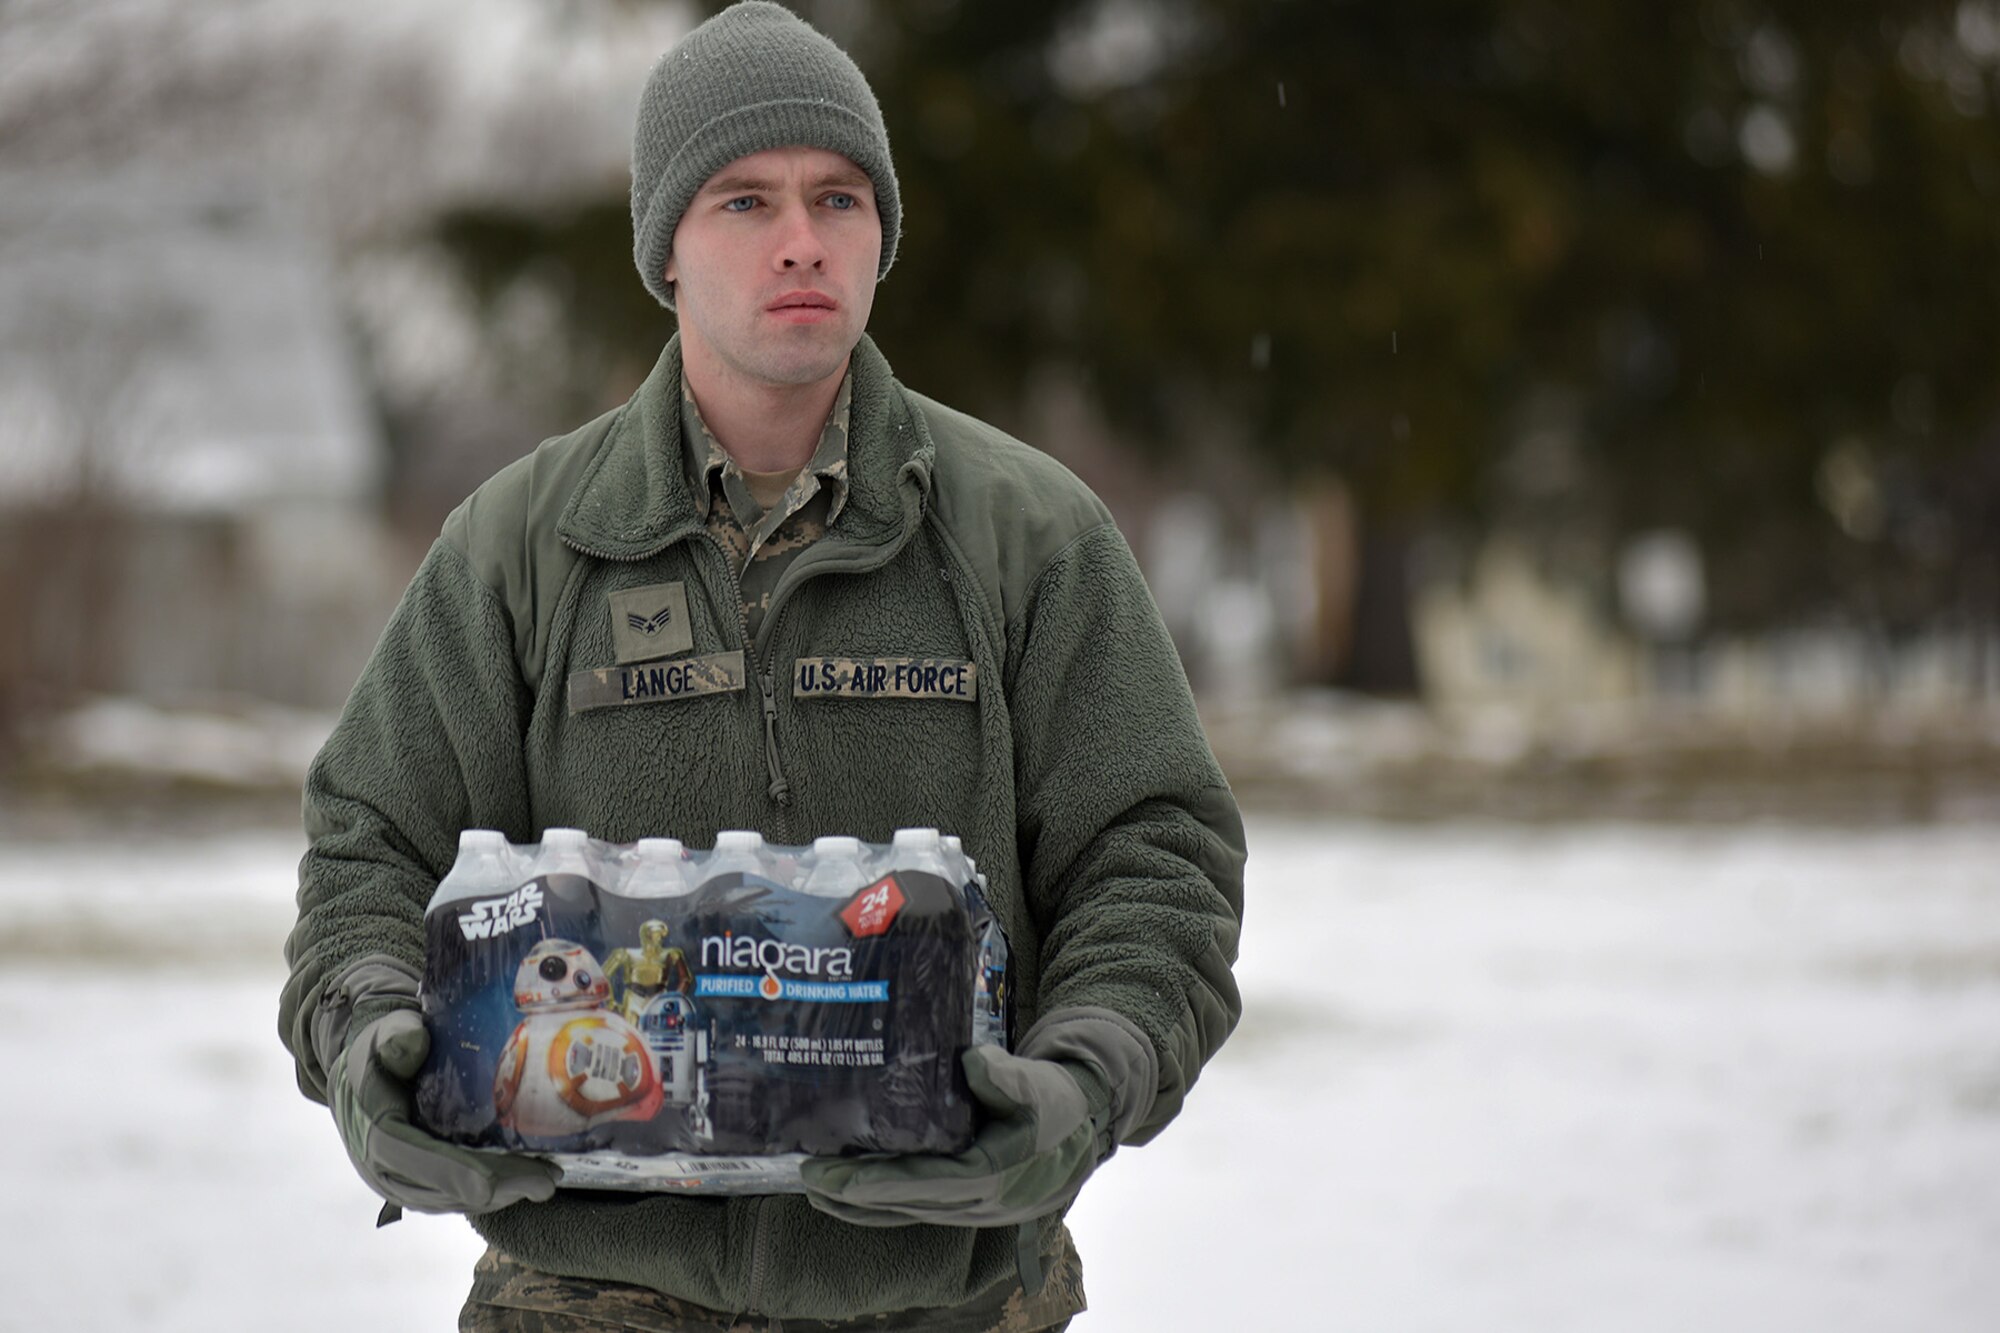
[{"x1": 2, "y1": 817, "x2": 1996, "y2": 1330}]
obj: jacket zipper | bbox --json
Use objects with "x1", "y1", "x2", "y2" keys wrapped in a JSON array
[
  {"x1": 740, "y1": 512, "x2": 924, "y2": 816},
  {"x1": 745, "y1": 1198, "x2": 776, "y2": 1317},
  {"x1": 697, "y1": 529, "x2": 795, "y2": 813},
  {"x1": 757, "y1": 670, "x2": 790, "y2": 804}
]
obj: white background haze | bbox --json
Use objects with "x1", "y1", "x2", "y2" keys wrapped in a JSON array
[{"x1": 2, "y1": 816, "x2": 1995, "y2": 1329}]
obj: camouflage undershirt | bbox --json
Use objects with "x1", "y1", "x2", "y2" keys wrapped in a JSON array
[{"x1": 682, "y1": 373, "x2": 852, "y2": 645}]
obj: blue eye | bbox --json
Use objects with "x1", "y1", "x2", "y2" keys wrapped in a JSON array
[
  {"x1": 825, "y1": 193, "x2": 856, "y2": 210},
  {"x1": 723, "y1": 197, "x2": 756, "y2": 212}
]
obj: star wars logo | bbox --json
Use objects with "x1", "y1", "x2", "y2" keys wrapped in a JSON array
[{"x1": 458, "y1": 883, "x2": 546, "y2": 940}]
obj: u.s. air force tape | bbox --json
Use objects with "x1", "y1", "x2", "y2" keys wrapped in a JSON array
[
  {"x1": 568, "y1": 651, "x2": 747, "y2": 713},
  {"x1": 793, "y1": 657, "x2": 978, "y2": 702}
]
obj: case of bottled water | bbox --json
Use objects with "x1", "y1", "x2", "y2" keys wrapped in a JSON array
[{"x1": 413, "y1": 827, "x2": 1011, "y2": 1194}]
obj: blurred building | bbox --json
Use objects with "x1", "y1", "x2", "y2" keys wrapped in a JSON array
[
  {"x1": 0, "y1": 169, "x2": 407, "y2": 710},
  {"x1": 0, "y1": 0, "x2": 692, "y2": 724},
  {"x1": 1412, "y1": 530, "x2": 2000, "y2": 727}
]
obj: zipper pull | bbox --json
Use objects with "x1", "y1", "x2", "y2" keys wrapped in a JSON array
[{"x1": 759, "y1": 672, "x2": 791, "y2": 805}]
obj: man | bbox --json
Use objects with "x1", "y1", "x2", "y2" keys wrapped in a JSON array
[{"x1": 278, "y1": 4, "x2": 1245, "y2": 1329}]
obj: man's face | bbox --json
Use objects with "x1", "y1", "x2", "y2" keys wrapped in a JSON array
[{"x1": 666, "y1": 146, "x2": 882, "y2": 389}]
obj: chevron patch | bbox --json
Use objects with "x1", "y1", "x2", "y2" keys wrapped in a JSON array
[{"x1": 608, "y1": 582, "x2": 693, "y2": 663}]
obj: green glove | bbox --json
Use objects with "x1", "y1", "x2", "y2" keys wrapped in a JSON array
[
  {"x1": 330, "y1": 1007, "x2": 560, "y2": 1216},
  {"x1": 801, "y1": 1007, "x2": 1158, "y2": 1228}
]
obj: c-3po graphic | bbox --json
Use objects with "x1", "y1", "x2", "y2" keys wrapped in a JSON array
[
  {"x1": 605, "y1": 920, "x2": 703, "y2": 1112},
  {"x1": 604, "y1": 920, "x2": 695, "y2": 1020}
]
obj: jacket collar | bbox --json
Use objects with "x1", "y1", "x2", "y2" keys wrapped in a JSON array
[{"x1": 557, "y1": 333, "x2": 931, "y2": 561}]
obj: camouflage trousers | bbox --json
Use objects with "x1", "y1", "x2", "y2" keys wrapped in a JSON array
[{"x1": 458, "y1": 1244, "x2": 1082, "y2": 1333}]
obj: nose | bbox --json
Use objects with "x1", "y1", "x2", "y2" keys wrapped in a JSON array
[{"x1": 772, "y1": 199, "x2": 827, "y2": 273}]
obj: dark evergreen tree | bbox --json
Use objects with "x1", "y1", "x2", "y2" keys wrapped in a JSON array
[{"x1": 433, "y1": 0, "x2": 2000, "y2": 631}]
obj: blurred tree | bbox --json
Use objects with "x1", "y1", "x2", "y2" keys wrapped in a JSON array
[{"x1": 424, "y1": 0, "x2": 1999, "y2": 633}]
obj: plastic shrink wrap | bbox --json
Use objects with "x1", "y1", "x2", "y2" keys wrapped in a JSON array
[{"x1": 414, "y1": 828, "x2": 1011, "y2": 1193}]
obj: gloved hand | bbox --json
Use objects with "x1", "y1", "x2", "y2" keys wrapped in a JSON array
[
  {"x1": 330, "y1": 1007, "x2": 560, "y2": 1216},
  {"x1": 800, "y1": 1007, "x2": 1157, "y2": 1228}
]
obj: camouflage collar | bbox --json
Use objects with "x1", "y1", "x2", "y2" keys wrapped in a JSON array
[
  {"x1": 556, "y1": 334, "x2": 929, "y2": 563},
  {"x1": 682, "y1": 373, "x2": 852, "y2": 531}
]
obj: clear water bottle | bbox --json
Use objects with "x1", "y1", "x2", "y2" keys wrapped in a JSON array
[
  {"x1": 703, "y1": 829, "x2": 770, "y2": 884},
  {"x1": 798, "y1": 835, "x2": 871, "y2": 896},
  {"x1": 426, "y1": 828, "x2": 517, "y2": 911},
  {"x1": 535, "y1": 826, "x2": 597, "y2": 882},
  {"x1": 940, "y1": 834, "x2": 976, "y2": 889},
  {"x1": 970, "y1": 879, "x2": 1011, "y2": 1049},
  {"x1": 889, "y1": 827, "x2": 952, "y2": 881},
  {"x1": 623, "y1": 837, "x2": 694, "y2": 898}
]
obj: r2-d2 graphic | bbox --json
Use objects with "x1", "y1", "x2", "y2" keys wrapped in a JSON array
[
  {"x1": 494, "y1": 939, "x2": 663, "y2": 1138},
  {"x1": 634, "y1": 990, "x2": 704, "y2": 1108}
]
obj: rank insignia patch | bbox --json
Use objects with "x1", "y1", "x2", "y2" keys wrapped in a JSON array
[{"x1": 608, "y1": 583, "x2": 694, "y2": 663}]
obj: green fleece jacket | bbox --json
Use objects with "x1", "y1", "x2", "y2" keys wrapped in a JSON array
[{"x1": 279, "y1": 334, "x2": 1245, "y2": 1320}]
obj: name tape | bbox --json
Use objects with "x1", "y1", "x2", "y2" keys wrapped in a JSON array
[
  {"x1": 568, "y1": 650, "x2": 747, "y2": 713},
  {"x1": 793, "y1": 657, "x2": 978, "y2": 702}
]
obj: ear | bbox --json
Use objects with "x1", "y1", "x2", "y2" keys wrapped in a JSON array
[{"x1": 663, "y1": 252, "x2": 678, "y2": 287}]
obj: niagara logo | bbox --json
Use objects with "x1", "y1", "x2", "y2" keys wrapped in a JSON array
[
  {"x1": 457, "y1": 883, "x2": 545, "y2": 940},
  {"x1": 698, "y1": 932, "x2": 856, "y2": 1000}
]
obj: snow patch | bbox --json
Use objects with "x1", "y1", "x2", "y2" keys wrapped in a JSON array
[{"x1": 3, "y1": 818, "x2": 1997, "y2": 1329}]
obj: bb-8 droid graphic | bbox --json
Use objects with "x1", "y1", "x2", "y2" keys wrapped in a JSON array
[{"x1": 494, "y1": 939, "x2": 663, "y2": 1137}]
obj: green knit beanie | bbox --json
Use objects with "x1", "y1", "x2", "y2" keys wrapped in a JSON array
[{"x1": 631, "y1": 1, "x2": 901, "y2": 310}]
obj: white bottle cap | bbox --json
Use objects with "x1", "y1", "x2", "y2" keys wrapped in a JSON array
[
  {"x1": 636, "y1": 837, "x2": 685, "y2": 859},
  {"x1": 812, "y1": 835, "x2": 863, "y2": 857},
  {"x1": 460, "y1": 828, "x2": 507, "y2": 851},
  {"x1": 542, "y1": 827, "x2": 589, "y2": 847},
  {"x1": 892, "y1": 827, "x2": 941, "y2": 848},
  {"x1": 715, "y1": 830, "x2": 765, "y2": 853}
]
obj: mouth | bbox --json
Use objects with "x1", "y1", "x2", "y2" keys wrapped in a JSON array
[{"x1": 766, "y1": 291, "x2": 839, "y2": 322}]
